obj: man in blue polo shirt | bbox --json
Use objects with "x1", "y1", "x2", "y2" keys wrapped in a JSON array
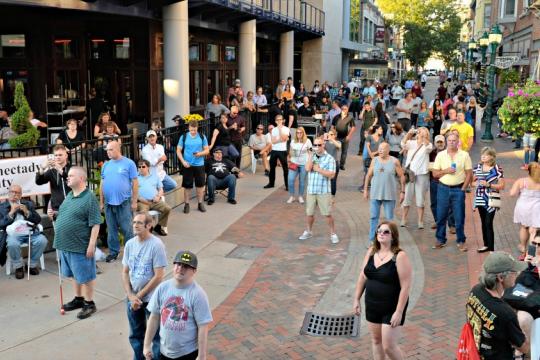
[
  {"x1": 100, "y1": 141, "x2": 138, "y2": 262},
  {"x1": 176, "y1": 120, "x2": 209, "y2": 214}
]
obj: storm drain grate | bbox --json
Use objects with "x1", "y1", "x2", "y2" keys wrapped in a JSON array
[{"x1": 300, "y1": 312, "x2": 359, "y2": 337}]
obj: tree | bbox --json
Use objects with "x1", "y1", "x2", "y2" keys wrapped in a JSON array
[
  {"x1": 8, "y1": 82, "x2": 39, "y2": 148},
  {"x1": 403, "y1": 23, "x2": 433, "y2": 70}
]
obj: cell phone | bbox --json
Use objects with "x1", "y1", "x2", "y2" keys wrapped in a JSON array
[
  {"x1": 48, "y1": 154, "x2": 55, "y2": 160},
  {"x1": 451, "y1": 162, "x2": 457, "y2": 170},
  {"x1": 527, "y1": 244, "x2": 536, "y2": 257}
]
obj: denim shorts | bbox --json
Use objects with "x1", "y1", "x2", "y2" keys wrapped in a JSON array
[
  {"x1": 523, "y1": 133, "x2": 537, "y2": 148},
  {"x1": 60, "y1": 250, "x2": 96, "y2": 284}
]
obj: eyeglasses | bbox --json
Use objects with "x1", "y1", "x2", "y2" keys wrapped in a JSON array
[
  {"x1": 313, "y1": 144, "x2": 323, "y2": 147},
  {"x1": 377, "y1": 229, "x2": 391, "y2": 235},
  {"x1": 257, "y1": 128, "x2": 264, "y2": 130}
]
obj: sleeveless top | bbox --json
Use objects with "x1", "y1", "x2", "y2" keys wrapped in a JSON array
[
  {"x1": 364, "y1": 251, "x2": 402, "y2": 307},
  {"x1": 370, "y1": 157, "x2": 398, "y2": 201}
]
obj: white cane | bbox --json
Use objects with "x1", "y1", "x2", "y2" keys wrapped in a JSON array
[{"x1": 27, "y1": 229, "x2": 31, "y2": 281}]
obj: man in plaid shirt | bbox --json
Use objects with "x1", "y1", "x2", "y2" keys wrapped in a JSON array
[{"x1": 298, "y1": 136, "x2": 339, "y2": 244}]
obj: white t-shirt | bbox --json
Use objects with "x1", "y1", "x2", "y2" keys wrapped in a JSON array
[
  {"x1": 248, "y1": 133, "x2": 268, "y2": 150},
  {"x1": 402, "y1": 139, "x2": 433, "y2": 175},
  {"x1": 391, "y1": 86, "x2": 404, "y2": 100},
  {"x1": 270, "y1": 126, "x2": 290, "y2": 151},
  {"x1": 411, "y1": 97, "x2": 422, "y2": 115},
  {"x1": 396, "y1": 99, "x2": 414, "y2": 119},
  {"x1": 142, "y1": 143, "x2": 166, "y2": 180},
  {"x1": 289, "y1": 139, "x2": 312, "y2": 165}
]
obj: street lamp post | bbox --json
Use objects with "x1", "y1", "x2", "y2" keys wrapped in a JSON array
[
  {"x1": 481, "y1": 25, "x2": 503, "y2": 142},
  {"x1": 478, "y1": 31, "x2": 489, "y2": 85},
  {"x1": 400, "y1": 49, "x2": 406, "y2": 81},
  {"x1": 468, "y1": 40, "x2": 477, "y2": 80},
  {"x1": 388, "y1": 47, "x2": 394, "y2": 80}
]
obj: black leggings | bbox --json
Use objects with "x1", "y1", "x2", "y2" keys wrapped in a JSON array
[
  {"x1": 268, "y1": 150, "x2": 288, "y2": 188},
  {"x1": 331, "y1": 162, "x2": 340, "y2": 196},
  {"x1": 478, "y1": 207, "x2": 496, "y2": 251}
]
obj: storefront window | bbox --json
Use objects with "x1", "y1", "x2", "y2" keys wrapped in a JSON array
[
  {"x1": 114, "y1": 37, "x2": 130, "y2": 59},
  {"x1": 0, "y1": 34, "x2": 26, "y2": 58},
  {"x1": 54, "y1": 38, "x2": 79, "y2": 59},
  {"x1": 207, "y1": 44, "x2": 219, "y2": 62},
  {"x1": 224, "y1": 46, "x2": 236, "y2": 62},
  {"x1": 189, "y1": 44, "x2": 200, "y2": 61},
  {"x1": 90, "y1": 38, "x2": 106, "y2": 60}
]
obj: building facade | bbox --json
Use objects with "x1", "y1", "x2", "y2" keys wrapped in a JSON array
[{"x1": 0, "y1": 0, "x2": 330, "y2": 131}]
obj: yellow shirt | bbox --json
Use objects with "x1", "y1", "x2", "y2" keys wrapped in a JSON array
[
  {"x1": 433, "y1": 149, "x2": 472, "y2": 186},
  {"x1": 449, "y1": 122, "x2": 474, "y2": 151}
]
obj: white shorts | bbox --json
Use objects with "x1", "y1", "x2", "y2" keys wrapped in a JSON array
[{"x1": 402, "y1": 173, "x2": 429, "y2": 207}]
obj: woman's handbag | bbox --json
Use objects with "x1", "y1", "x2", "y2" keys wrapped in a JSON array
[
  {"x1": 288, "y1": 162, "x2": 299, "y2": 171},
  {"x1": 404, "y1": 144, "x2": 423, "y2": 183},
  {"x1": 487, "y1": 191, "x2": 501, "y2": 208}
]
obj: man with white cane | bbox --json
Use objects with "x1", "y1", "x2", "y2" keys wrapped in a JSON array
[{"x1": 53, "y1": 167, "x2": 102, "y2": 319}]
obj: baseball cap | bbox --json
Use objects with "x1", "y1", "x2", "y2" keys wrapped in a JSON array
[
  {"x1": 434, "y1": 135, "x2": 445, "y2": 143},
  {"x1": 483, "y1": 251, "x2": 526, "y2": 274},
  {"x1": 146, "y1": 130, "x2": 157, "y2": 138},
  {"x1": 173, "y1": 250, "x2": 198, "y2": 269}
]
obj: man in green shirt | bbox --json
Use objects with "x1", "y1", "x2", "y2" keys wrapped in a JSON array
[{"x1": 53, "y1": 166, "x2": 102, "y2": 319}]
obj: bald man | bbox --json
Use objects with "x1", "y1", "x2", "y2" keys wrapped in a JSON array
[
  {"x1": 0, "y1": 184, "x2": 48, "y2": 279},
  {"x1": 100, "y1": 141, "x2": 138, "y2": 262},
  {"x1": 226, "y1": 105, "x2": 246, "y2": 167},
  {"x1": 54, "y1": 166, "x2": 102, "y2": 319}
]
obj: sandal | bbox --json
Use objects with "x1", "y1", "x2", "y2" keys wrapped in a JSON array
[{"x1": 432, "y1": 243, "x2": 446, "y2": 249}]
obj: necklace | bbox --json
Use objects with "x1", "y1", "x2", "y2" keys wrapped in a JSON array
[{"x1": 377, "y1": 251, "x2": 391, "y2": 262}]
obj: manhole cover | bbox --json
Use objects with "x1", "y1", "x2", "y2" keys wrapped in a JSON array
[
  {"x1": 226, "y1": 245, "x2": 265, "y2": 260},
  {"x1": 300, "y1": 312, "x2": 359, "y2": 337}
]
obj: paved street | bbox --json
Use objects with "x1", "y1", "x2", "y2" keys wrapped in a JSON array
[{"x1": 0, "y1": 77, "x2": 528, "y2": 359}]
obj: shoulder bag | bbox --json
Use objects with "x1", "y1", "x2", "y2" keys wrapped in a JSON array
[
  {"x1": 404, "y1": 144, "x2": 423, "y2": 183},
  {"x1": 288, "y1": 141, "x2": 306, "y2": 171}
]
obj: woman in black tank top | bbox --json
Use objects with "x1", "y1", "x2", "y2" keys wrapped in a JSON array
[{"x1": 353, "y1": 221, "x2": 412, "y2": 359}]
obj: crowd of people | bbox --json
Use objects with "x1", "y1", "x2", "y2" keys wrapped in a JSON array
[{"x1": 1, "y1": 73, "x2": 539, "y2": 360}]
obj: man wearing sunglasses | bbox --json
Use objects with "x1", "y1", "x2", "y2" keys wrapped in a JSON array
[
  {"x1": 144, "y1": 250, "x2": 212, "y2": 360},
  {"x1": 136, "y1": 159, "x2": 171, "y2": 236},
  {"x1": 299, "y1": 136, "x2": 339, "y2": 244}
]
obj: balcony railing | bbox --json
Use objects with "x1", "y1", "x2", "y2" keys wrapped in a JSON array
[{"x1": 203, "y1": 0, "x2": 325, "y2": 35}]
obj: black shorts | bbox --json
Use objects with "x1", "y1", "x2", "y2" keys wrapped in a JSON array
[
  {"x1": 365, "y1": 300, "x2": 408, "y2": 326},
  {"x1": 181, "y1": 165, "x2": 205, "y2": 188},
  {"x1": 253, "y1": 149, "x2": 261, "y2": 158}
]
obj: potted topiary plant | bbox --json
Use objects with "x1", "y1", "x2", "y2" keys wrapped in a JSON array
[
  {"x1": 8, "y1": 82, "x2": 40, "y2": 148},
  {"x1": 498, "y1": 80, "x2": 540, "y2": 138}
]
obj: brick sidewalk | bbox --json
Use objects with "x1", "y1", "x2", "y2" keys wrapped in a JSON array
[{"x1": 206, "y1": 133, "x2": 526, "y2": 359}]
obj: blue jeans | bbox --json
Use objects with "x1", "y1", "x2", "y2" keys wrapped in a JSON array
[
  {"x1": 161, "y1": 175, "x2": 178, "y2": 192},
  {"x1": 288, "y1": 165, "x2": 307, "y2": 196},
  {"x1": 369, "y1": 199, "x2": 396, "y2": 242},
  {"x1": 105, "y1": 200, "x2": 134, "y2": 256},
  {"x1": 126, "y1": 300, "x2": 160, "y2": 360},
  {"x1": 436, "y1": 184, "x2": 466, "y2": 244},
  {"x1": 207, "y1": 174, "x2": 236, "y2": 201},
  {"x1": 430, "y1": 180, "x2": 455, "y2": 227},
  {"x1": 7, "y1": 232, "x2": 48, "y2": 268}
]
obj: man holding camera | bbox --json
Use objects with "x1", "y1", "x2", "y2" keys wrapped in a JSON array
[
  {"x1": 298, "y1": 136, "x2": 339, "y2": 244},
  {"x1": 35, "y1": 144, "x2": 71, "y2": 220}
]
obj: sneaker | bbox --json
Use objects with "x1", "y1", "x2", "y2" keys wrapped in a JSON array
[
  {"x1": 161, "y1": 227, "x2": 168, "y2": 235},
  {"x1": 96, "y1": 265, "x2": 103, "y2": 275},
  {"x1": 400, "y1": 219, "x2": 406, "y2": 227},
  {"x1": 77, "y1": 302, "x2": 97, "y2": 320},
  {"x1": 227, "y1": 199, "x2": 237, "y2": 205},
  {"x1": 154, "y1": 225, "x2": 168, "y2": 236},
  {"x1": 330, "y1": 233, "x2": 340, "y2": 244},
  {"x1": 457, "y1": 243, "x2": 468, "y2": 252},
  {"x1": 263, "y1": 184, "x2": 274, "y2": 189},
  {"x1": 418, "y1": 222, "x2": 424, "y2": 229},
  {"x1": 340, "y1": 165, "x2": 345, "y2": 171},
  {"x1": 298, "y1": 196, "x2": 305, "y2": 204},
  {"x1": 15, "y1": 267, "x2": 24, "y2": 280},
  {"x1": 287, "y1": 196, "x2": 295, "y2": 204},
  {"x1": 29, "y1": 267, "x2": 40, "y2": 275},
  {"x1": 105, "y1": 253, "x2": 118, "y2": 263},
  {"x1": 298, "y1": 230, "x2": 313, "y2": 240},
  {"x1": 183, "y1": 203, "x2": 190, "y2": 214},
  {"x1": 63, "y1": 296, "x2": 85, "y2": 311},
  {"x1": 207, "y1": 198, "x2": 215, "y2": 205},
  {"x1": 198, "y1": 202, "x2": 206, "y2": 212}
]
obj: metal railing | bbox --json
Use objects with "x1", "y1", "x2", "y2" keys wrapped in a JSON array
[{"x1": 205, "y1": 0, "x2": 325, "y2": 34}]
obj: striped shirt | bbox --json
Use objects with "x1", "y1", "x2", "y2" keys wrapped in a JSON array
[
  {"x1": 307, "y1": 152, "x2": 336, "y2": 194},
  {"x1": 472, "y1": 163, "x2": 503, "y2": 213}
]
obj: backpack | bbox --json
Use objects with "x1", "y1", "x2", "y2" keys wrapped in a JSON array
[
  {"x1": 456, "y1": 323, "x2": 480, "y2": 360},
  {"x1": 180, "y1": 131, "x2": 205, "y2": 156}
]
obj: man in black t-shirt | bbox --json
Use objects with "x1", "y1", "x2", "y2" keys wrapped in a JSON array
[
  {"x1": 466, "y1": 252, "x2": 529, "y2": 359},
  {"x1": 205, "y1": 149, "x2": 244, "y2": 205},
  {"x1": 298, "y1": 96, "x2": 315, "y2": 117},
  {"x1": 331, "y1": 104, "x2": 356, "y2": 170}
]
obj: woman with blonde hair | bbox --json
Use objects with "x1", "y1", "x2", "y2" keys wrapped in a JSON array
[
  {"x1": 511, "y1": 162, "x2": 540, "y2": 253},
  {"x1": 473, "y1": 147, "x2": 505, "y2": 252},
  {"x1": 353, "y1": 220, "x2": 412, "y2": 360},
  {"x1": 287, "y1": 126, "x2": 312, "y2": 203}
]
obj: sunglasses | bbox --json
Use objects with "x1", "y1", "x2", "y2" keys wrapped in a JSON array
[
  {"x1": 377, "y1": 229, "x2": 391, "y2": 235},
  {"x1": 257, "y1": 128, "x2": 264, "y2": 130},
  {"x1": 532, "y1": 241, "x2": 540, "y2": 246},
  {"x1": 138, "y1": 165, "x2": 147, "y2": 168},
  {"x1": 313, "y1": 144, "x2": 323, "y2": 147}
]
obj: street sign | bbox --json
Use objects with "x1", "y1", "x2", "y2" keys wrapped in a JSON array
[{"x1": 494, "y1": 56, "x2": 519, "y2": 69}]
